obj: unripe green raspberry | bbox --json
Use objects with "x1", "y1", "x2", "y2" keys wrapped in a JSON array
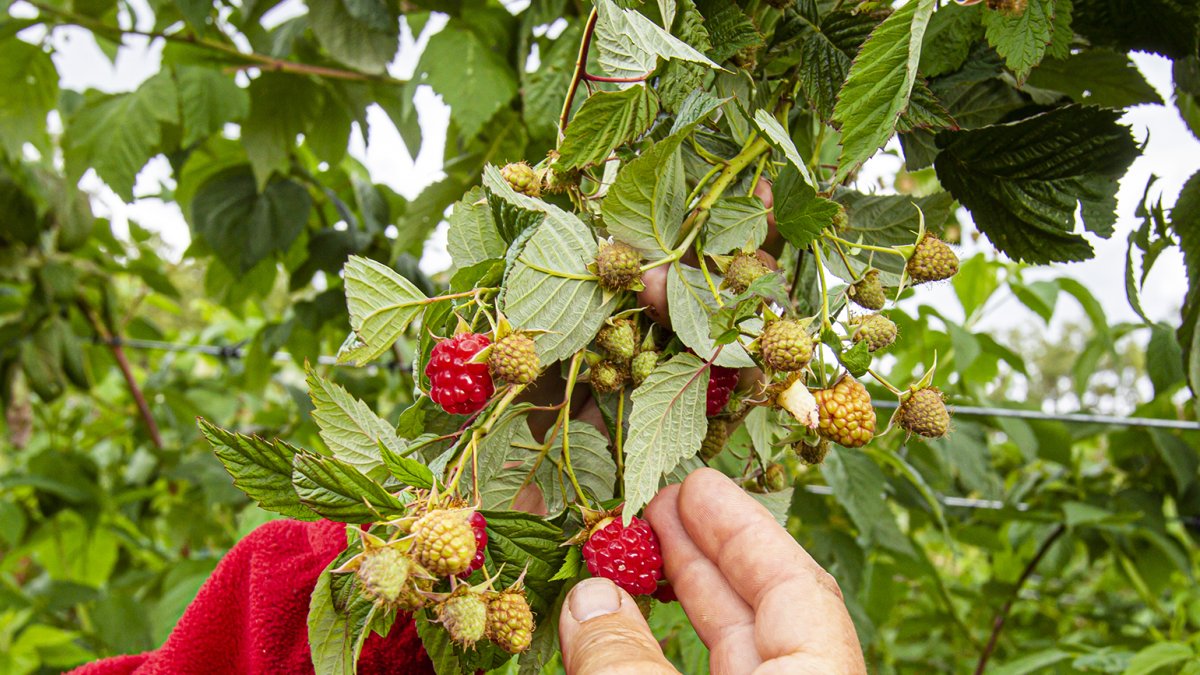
[
  {"x1": 489, "y1": 333, "x2": 540, "y2": 384},
  {"x1": 851, "y1": 314, "x2": 898, "y2": 352},
  {"x1": 486, "y1": 589, "x2": 535, "y2": 654},
  {"x1": 763, "y1": 463, "x2": 788, "y2": 492},
  {"x1": 411, "y1": 509, "x2": 477, "y2": 577},
  {"x1": 700, "y1": 418, "x2": 728, "y2": 461},
  {"x1": 793, "y1": 439, "x2": 830, "y2": 465},
  {"x1": 438, "y1": 588, "x2": 488, "y2": 648},
  {"x1": 907, "y1": 234, "x2": 959, "y2": 284},
  {"x1": 896, "y1": 387, "x2": 950, "y2": 438},
  {"x1": 631, "y1": 350, "x2": 659, "y2": 386},
  {"x1": 832, "y1": 204, "x2": 849, "y2": 230},
  {"x1": 595, "y1": 241, "x2": 642, "y2": 291},
  {"x1": 731, "y1": 45, "x2": 759, "y2": 70},
  {"x1": 501, "y1": 162, "x2": 541, "y2": 198},
  {"x1": 813, "y1": 377, "x2": 876, "y2": 448},
  {"x1": 760, "y1": 320, "x2": 814, "y2": 371},
  {"x1": 849, "y1": 269, "x2": 886, "y2": 311},
  {"x1": 596, "y1": 320, "x2": 637, "y2": 362},
  {"x1": 590, "y1": 360, "x2": 627, "y2": 395},
  {"x1": 355, "y1": 545, "x2": 414, "y2": 607},
  {"x1": 723, "y1": 252, "x2": 772, "y2": 294}
]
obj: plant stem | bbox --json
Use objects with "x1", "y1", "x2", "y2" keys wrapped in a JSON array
[
  {"x1": 974, "y1": 525, "x2": 1067, "y2": 675},
  {"x1": 29, "y1": 1, "x2": 405, "y2": 85},
  {"x1": 558, "y1": 8, "x2": 600, "y2": 142},
  {"x1": 823, "y1": 233, "x2": 907, "y2": 258},
  {"x1": 558, "y1": 352, "x2": 592, "y2": 507},
  {"x1": 686, "y1": 164, "x2": 724, "y2": 206},
  {"x1": 811, "y1": 243, "x2": 831, "y2": 329},
  {"x1": 614, "y1": 393, "x2": 625, "y2": 495},
  {"x1": 446, "y1": 385, "x2": 526, "y2": 493},
  {"x1": 582, "y1": 72, "x2": 652, "y2": 83},
  {"x1": 79, "y1": 303, "x2": 163, "y2": 449},
  {"x1": 867, "y1": 368, "x2": 904, "y2": 395}
]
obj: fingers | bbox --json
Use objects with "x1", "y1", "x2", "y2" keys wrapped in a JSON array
[
  {"x1": 558, "y1": 578, "x2": 678, "y2": 675},
  {"x1": 676, "y1": 468, "x2": 865, "y2": 672},
  {"x1": 645, "y1": 484, "x2": 762, "y2": 675}
]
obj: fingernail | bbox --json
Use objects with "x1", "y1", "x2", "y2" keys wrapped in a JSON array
[{"x1": 568, "y1": 578, "x2": 622, "y2": 622}]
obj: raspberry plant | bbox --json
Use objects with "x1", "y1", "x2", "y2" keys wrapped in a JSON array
[{"x1": 6, "y1": 0, "x2": 1197, "y2": 671}]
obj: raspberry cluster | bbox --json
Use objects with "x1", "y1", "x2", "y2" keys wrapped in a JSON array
[
  {"x1": 706, "y1": 365, "x2": 738, "y2": 416},
  {"x1": 426, "y1": 333, "x2": 494, "y2": 415},
  {"x1": 582, "y1": 516, "x2": 664, "y2": 596},
  {"x1": 813, "y1": 376, "x2": 876, "y2": 448}
]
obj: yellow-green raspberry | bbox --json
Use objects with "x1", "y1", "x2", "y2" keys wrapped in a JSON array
[
  {"x1": 489, "y1": 333, "x2": 539, "y2": 384},
  {"x1": 501, "y1": 162, "x2": 541, "y2": 198},
  {"x1": 813, "y1": 377, "x2": 876, "y2": 448},
  {"x1": 439, "y1": 588, "x2": 488, "y2": 648},
  {"x1": 723, "y1": 252, "x2": 772, "y2": 294},
  {"x1": 355, "y1": 545, "x2": 414, "y2": 606},
  {"x1": 851, "y1": 314, "x2": 898, "y2": 352},
  {"x1": 631, "y1": 350, "x2": 659, "y2": 386},
  {"x1": 907, "y1": 234, "x2": 959, "y2": 284},
  {"x1": 590, "y1": 360, "x2": 627, "y2": 395},
  {"x1": 700, "y1": 418, "x2": 728, "y2": 461},
  {"x1": 760, "y1": 320, "x2": 814, "y2": 371},
  {"x1": 896, "y1": 387, "x2": 950, "y2": 438},
  {"x1": 486, "y1": 589, "x2": 535, "y2": 654},
  {"x1": 597, "y1": 320, "x2": 637, "y2": 362},
  {"x1": 411, "y1": 509, "x2": 477, "y2": 577},
  {"x1": 849, "y1": 269, "x2": 886, "y2": 310},
  {"x1": 596, "y1": 241, "x2": 642, "y2": 291},
  {"x1": 764, "y1": 463, "x2": 788, "y2": 492}
]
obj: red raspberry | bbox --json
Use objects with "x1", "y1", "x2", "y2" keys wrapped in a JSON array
[
  {"x1": 651, "y1": 582, "x2": 677, "y2": 603},
  {"x1": 426, "y1": 333, "x2": 495, "y2": 415},
  {"x1": 582, "y1": 516, "x2": 663, "y2": 595},
  {"x1": 457, "y1": 511, "x2": 488, "y2": 578},
  {"x1": 706, "y1": 365, "x2": 738, "y2": 416}
]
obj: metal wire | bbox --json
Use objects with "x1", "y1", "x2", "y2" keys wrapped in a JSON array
[
  {"x1": 99, "y1": 337, "x2": 1200, "y2": 430},
  {"x1": 800, "y1": 484, "x2": 1025, "y2": 511}
]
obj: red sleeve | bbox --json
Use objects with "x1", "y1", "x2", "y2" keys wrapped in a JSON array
[{"x1": 69, "y1": 519, "x2": 433, "y2": 675}]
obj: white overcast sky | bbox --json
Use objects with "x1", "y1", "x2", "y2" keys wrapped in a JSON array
[{"x1": 14, "y1": 1, "x2": 1200, "y2": 334}]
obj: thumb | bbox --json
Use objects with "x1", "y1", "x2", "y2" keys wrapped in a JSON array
[{"x1": 558, "y1": 578, "x2": 677, "y2": 675}]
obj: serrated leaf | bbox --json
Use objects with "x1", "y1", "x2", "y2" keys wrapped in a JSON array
[
  {"x1": 198, "y1": 419, "x2": 317, "y2": 520},
  {"x1": 176, "y1": 66, "x2": 249, "y2": 147},
  {"x1": 623, "y1": 353, "x2": 710, "y2": 516},
  {"x1": 773, "y1": 164, "x2": 842, "y2": 249},
  {"x1": 308, "y1": 566, "x2": 375, "y2": 675},
  {"x1": 309, "y1": 0, "x2": 399, "y2": 74},
  {"x1": 417, "y1": 25, "x2": 517, "y2": 140},
  {"x1": 380, "y1": 441, "x2": 436, "y2": 489},
  {"x1": 1071, "y1": 0, "x2": 1198, "y2": 60},
  {"x1": 797, "y1": 9, "x2": 884, "y2": 121},
  {"x1": 593, "y1": 0, "x2": 720, "y2": 81},
  {"x1": 461, "y1": 406, "x2": 534, "y2": 499},
  {"x1": 500, "y1": 190, "x2": 618, "y2": 365},
  {"x1": 550, "y1": 420, "x2": 616, "y2": 505},
  {"x1": 0, "y1": 39, "x2": 59, "y2": 157},
  {"x1": 292, "y1": 453, "x2": 407, "y2": 523},
  {"x1": 339, "y1": 256, "x2": 429, "y2": 365},
  {"x1": 306, "y1": 366, "x2": 404, "y2": 472},
  {"x1": 240, "y1": 73, "x2": 323, "y2": 187},
  {"x1": 1026, "y1": 49, "x2": 1163, "y2": 109},
  {"x1": 447, "y1": 187, "x2": 504, "y2": 270},
  {"x1": 821, "y1": 449, "x2": 915, "y2": 558},
  {"x1": 1171, "y1": 171, "x2": 1200, "y2": 408},
  {"x1": 558, "y1": 85, "x2": 659, "y2": 169},
  {"x1": 832, "y1": 0, "x2": 936, "y2": 183},
  {"x1": 694, "y1": 0, "x2": 762, "y2": 63},
  {"x1": 667, "y1": 264, "x2": 756, "y2": 367},
  {"x1": 704, "y1": 196, "x2": 769, "y2": 254},
  {"x1": 934, "y1": 105, "x2": 1138, "y2": 264},
  {"x1": 743, "y1": 406, "x2": 776, "y2": 465},
  {"x1": 601, "y1": 136, "x2": 687, "y2": 255},
  {"x1": 523, "y1": 23, "x2": 582, "y2": 140},
  {"x1": 481, "y1": 511, "x2": 568, "y2": 616},
  {"x1": 551, "y1": 546, "x2": 584, "y2": 582},
  {"x1": 750, "y1": 489, "x2": 793, "y2": 526},
  {"x1": 839, "y1": 340, "x2": 871, "y2": 377},
  {"x1": 752, "y1": 110, "x2": 816, "y2": 187},
  {"x1": 920, "y1": 2, "x2": 984, "y2": 78},
  {"x1": 982, "y1": 0, "x2": 1057, "y2": 83}
]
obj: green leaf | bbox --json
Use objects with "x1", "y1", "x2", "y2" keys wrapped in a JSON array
[
  {"x1": 1026, "y1": 49, "x2": 1163, "y2": 109},
  {"x1": 308, "y1": 566, "x2": 375, "y2": 675},
  {"x1": 1172, "y1": 171, "x2": 1200, "y2": 407},
  {"x1": 825, "y1": 190, "x2": 956, "y2": 285},
  {"x1": 623, "y1": 353, "x2": 710, "y2": 516},
  {"x1": 989, "y1": 649, "x2": 1074, "y2": 675},
  {"x1": 480, "y1": 511, "x2": 568, "y2": 616},
  {"x1": 772, "y1": 164, "x2": 842, "y2": 250},
  {"x1": 704, "y1": 196, "x2": 768, "y2": 254},
  {"x1": 934, "y1": 105, "x2": 1138, "y2": 264},
  {"x1": 291, "y1": 453, "x2": 407, "y2": 523},
  {"x1": 558, "y1": 85, "x2": 659, "y2": 170},
  {"x1": 796, "y1": 9, "x2": 883, "y2": 121},
  {"x1": 0, "y1": 39, "x2": 58, "y2": 158},
  {"x1": 832, "y1": 0, "x2": 936, "y2": 183},
  {"x1": 198, "y1": 419, "x2": 317, "y2": 520},
  {"x1": 667, "y1": 263, "x2": 756, "y2": 368},
  {"x1": 176, "y1": 66, "x2": 249, "y2": 147},
  {"x1": 447, "y1": 187, "x2": 504, "y2": 270},
  {"x1": 601, "y1": 136, "x2": 687, "y2": 255},
  {"x1": 1122, "y1": 642, "x2": 1195, "y2": 675},
  {"x1": 338, "y1": 256, "x2": 430, "y2": 366},
  {"x1": 240, "y1": 73, "x2": 323, "y2": 186},
  {"x1": 982, "y1": 0, "x2": 1060, "y2": 82},
  {"x1": 550, "y1": 420, "x2": 616, "y2": 504},
  {"x1": 417, "y1": 25, "x2": 517, "y2": 140},
  {"x1": 497, "y1": 176, "x2": 618, "y2": 365},
  {"x1": 190, "y1": 166, "x2": 312, "y2": 275},
  {"x1": 305, "y1": 366, "x2": 406, "y2": 472},
  {"x1": 63, "y1": 72, "x2": 179, "y2": 201},
  {"x1": 308, "y1": 0, "x2": 399, "y2": 75},
  {"x1": 752, "y1": 110, "x2": 817, "y2": 188},
  {"x1": 694, "y1": 0, "x2": 762, "y2": 63},
  {"x1": 1071, "y1": 0, "x2": 1198, "y2": 59},
  {"x1": 593, "y1": 0, "x2": 720, "y2": 81},
  {"x1": 821, "y1": 449, "x2": 915, "y2": 558},
  {"x1": 920, "y1": 2, "x2": 984, "y2": 78},
  {"x1": 839, "y1": 340, "x2": 871, "y2": 377},
  {"x1": 1147, "y1": 323, "x2": 1186, "y2": 395},
  {"x1": 523, "y1": 23, "x2": 582, "y2": 140}
]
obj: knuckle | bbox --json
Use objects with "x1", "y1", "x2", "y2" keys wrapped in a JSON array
[{"x1": 811, "y1": 566, "x2": 845, "y2": 602}]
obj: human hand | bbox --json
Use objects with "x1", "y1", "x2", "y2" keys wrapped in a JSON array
[{"x1": 557, "y1": 468, "x2": 866, "y2": 674}]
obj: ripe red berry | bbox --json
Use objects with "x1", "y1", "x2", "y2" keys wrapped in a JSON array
[
  {"x1": 457, "y1": 511, "x2": 488, "y2": 578},
  {"x1": 426, "y1": 333, "x2": 495, "y2": 415},
  {"x1": 582, "y1": 516, "x2": 664, "y2": 596},
  {"x1": 706, "y1": 365, "x2": 738, "y2": 416}
]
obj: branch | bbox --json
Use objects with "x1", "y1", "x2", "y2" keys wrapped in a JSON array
[
  {"x1": 558, "y1": 8, "x2": 599, "y2": 141},
  {"x1": 78, "y1": 303, "x2": 163, "y2": 450},
  {"x1": 974, "y1": 524, "x2": 1067, "y2": 675}
]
